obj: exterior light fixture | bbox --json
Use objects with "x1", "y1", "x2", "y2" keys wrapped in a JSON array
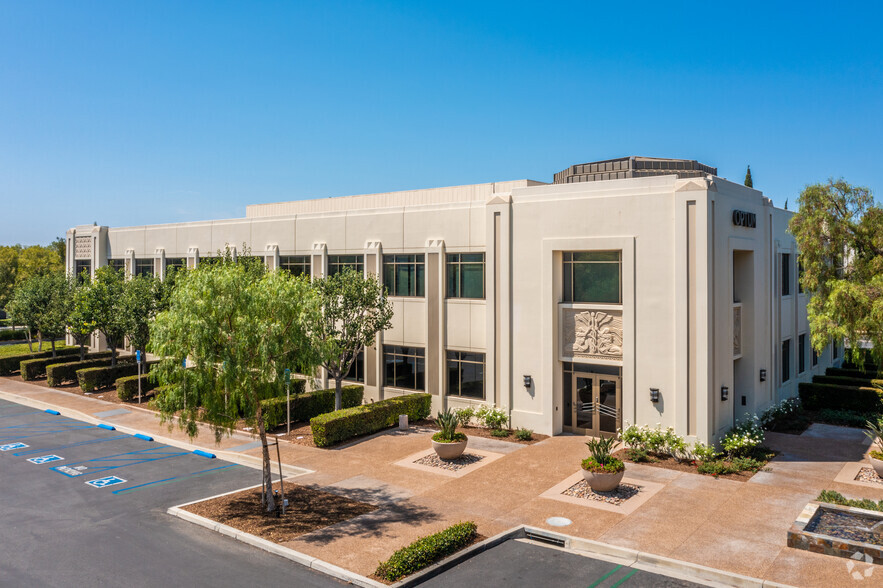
[
  {"x1": 721, "y1": 386, "x2": 729, "y2": 401},
  {"x1": 759, "y1": 369, "x2": 767, "y2": 382},
  {"x1": 650, "y1": 388, "x2": 660, "y2": 403},
  {"x1": 523, "y1": 375, "x2": 531, "y2": 387}
]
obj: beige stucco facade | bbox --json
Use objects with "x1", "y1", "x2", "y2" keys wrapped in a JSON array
[{"x1": 67, "y1": 166, "x2": 836, "y2": 444}]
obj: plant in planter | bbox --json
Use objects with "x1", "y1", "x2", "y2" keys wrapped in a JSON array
[
  {"x1": 864, "y1": 418, "x2": 883, "y2": 477},
  {"x1": 581, "y1": 435, "x2": 625, "y2": 492},
  {"x1": 432, "y1": 409, "x2": 468, "y2": 460}
]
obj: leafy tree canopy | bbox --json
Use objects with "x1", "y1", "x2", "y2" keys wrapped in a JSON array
[
  {"x1": 84, "y1": 266, "x2": 127, "y2": 366},
  {"x1": 789, "y1": 178, "x2": 883, "y2": 366},
  {"x1": 312, "y1": 268, "x2": 393, "y2": 410},
  {"x1": 149, "y1": 250, "x2": 319, "y2": 511}
]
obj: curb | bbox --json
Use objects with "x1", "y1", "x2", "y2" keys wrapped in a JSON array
[
  {"x1": 519, "y1": 526, "x2": 798, "y2": 588},
  {"x1": 0, "y1": 389, "x2": 314, "y2": 479},
  {"x1": 167, "y1": 506, "x2": 384, "y2": 588}
]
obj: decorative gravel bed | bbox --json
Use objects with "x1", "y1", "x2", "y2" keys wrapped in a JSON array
[
  {"x1": 856, "y1": 467, "x2": 883, "y2": 485},
  {"x1": 561, "y1": 480, "x2": 642, "y2": 506},
  {"x1": 414, "y1": 452, "x2": 484, "y2": 471}
]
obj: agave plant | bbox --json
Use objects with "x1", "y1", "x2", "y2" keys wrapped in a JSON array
[
  {"x1": 585, "y1": 435, "x2": 618, "y2": 466},
  {"x1": 864, "y1": 417, "x2": 883, "y2": 458},
  {"x1": 436, "y1": 409, "x2": 460, "y2": 442}
]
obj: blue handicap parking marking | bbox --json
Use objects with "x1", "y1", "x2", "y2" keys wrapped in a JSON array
[
  {"x1": 49, "y1": 446, "x2": 189, "y2": 478},
  {"x1": 0, "y1": 442, "x2": 28, "y2": 451},
  {"x1": 85, "y1": 476, "x2": 127, "y2": 489},
  {"x1": 27, "y1": 454, "x2": 64, "y2": 464}
]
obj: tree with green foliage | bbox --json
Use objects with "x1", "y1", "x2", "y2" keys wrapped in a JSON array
[
  {"x1": 66, "y1": 274, "x2": 96, "y2": 361},
  {"x1": 311, "y1": 268, "x2": 393, "y2": 410},
  {"x1": 0, "y1": 245, "x2": 19, "y2": 311},
  {"x1": 122, "y1": 272, "x2": 172, "y2": 371},
  {"x1": 85, "y1": 266, "x2": 127, "y2": 366},
  {"x1": 744, "y1": 165, "x2": 753, "y2": 188},
  {"x1": 789, "y1": 178, "x2": 883, "y2": 367},
  {"x1": 149, "y1": 252, "x2": 320, "y2": 512},
  {"x1": 0, "y1": 242, "x2": 64, "y2": 312},
  {"x1": 50, "y1": 237, "x2": 66, "y2": 266},
  {"x1": 7, "y1": 272, "x2": 68, "y2": 356}
]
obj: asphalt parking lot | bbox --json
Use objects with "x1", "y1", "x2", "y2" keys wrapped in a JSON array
[
  {"x1": 0, "y1": 398, "x2": 339, "y2": 587},
  {"x1": 420, "y1": 538, "x2": 704, "y2": 588}
]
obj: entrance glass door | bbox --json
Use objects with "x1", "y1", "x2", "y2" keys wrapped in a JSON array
[{"x1": 570, "y1": 372, "x2": 621, "y2": 437}]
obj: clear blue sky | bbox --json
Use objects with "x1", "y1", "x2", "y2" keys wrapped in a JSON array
[{"x1": 2, "y1": 1, "x2": 881, "y2": 245}]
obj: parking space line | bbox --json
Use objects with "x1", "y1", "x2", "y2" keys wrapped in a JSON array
[
  {"x1": 12, "y1": 434, "x2": 130, "y2": 456},
  {"x1": 112, "y1": 464, "x2": 242, "y2": 494},
  {"x1": 50, "y1": 446, "x2": 190, "y2": 477},
  {"x1": 609, "y1": 569, "x2": 636, "y2": 587},
  {"x1": 0, "y1": 411, "x2": 40, "y2": 419},
  {"x1": 588, "y1": 565, "x2": 622, "y2": 588},
  {"x1": 0, "y1": 422, "x2": 95, "y2": 443}
]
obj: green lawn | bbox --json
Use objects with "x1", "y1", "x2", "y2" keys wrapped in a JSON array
[{"x1": 0, "y1": 341, "x2": 67, "y2": 358}]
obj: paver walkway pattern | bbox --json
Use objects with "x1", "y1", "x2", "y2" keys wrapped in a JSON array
[{"x1": 2, "y1": 376, "x2": 881, "y2": 587}]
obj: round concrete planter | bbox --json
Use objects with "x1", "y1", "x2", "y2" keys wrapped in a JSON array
[
  {"x1": 432, "y1": 437, "x2": 468, "y2": 460},
  {"x1": 581, "y1": 467, "x2": 625, "y2": 492},
  {"x1": 869, "y1": 454, "x2": 883, "y2": 478}
]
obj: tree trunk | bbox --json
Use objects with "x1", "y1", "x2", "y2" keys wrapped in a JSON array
[
  {"x1": 335, "y1": 376, "x2": 343, "y2": 411},
  {"x1": 51, "y1": 339, "x2": 56, "y2": 359},
  {"x1": 26, "y1": 330, "x2": 33, "y2": 352},
  {"x1": 255, "y1": 402, "x2": 276, "y2": 513},
  {"x1": 109, "y1": 343, "x2": 117, "y2": 367},
  {"x1": 37, "y1": 333, "x2": 43, "y2": 351},
  {"x1": 79, "y1": 343, "x2": 86, "y2": 361}
]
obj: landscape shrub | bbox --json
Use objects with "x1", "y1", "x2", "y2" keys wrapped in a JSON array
[
  {"x1": 310, "y1": 393, "x2": 431, "y2": 447},
  {"x1": 78, "y1": 361, "x2": 156, "y2": 392},
  {"x1": 0, "y1": 347, "x2": 77, "y2": 375},
  {"x1": 759, "y1": 397, "x2": 802, "y2": 429},
  {"x1": 0, "y1": 318, "x2": 10, "y2": 327},
  {"x1": 453, "y1": 407, "x2": 475, "y2": 427},
  {"x1": 260, "y1": 381, "x2": 356, "y2": 429},
  {"x1": 514, "y1": 428, "x2": 533, "y2": 441},
  {"x1": 690, "y1": 442, "x2": 720, "y2": 462},
  {"x1": 721, "y1": 416, "x2": 765, "y2": 457},
  {"x1": 21, "y1": 351, "x2": 112, "y2": 381},
  {"x1": 375, "y1": 522, "x2": 477, "y2": 582},
  {"x1": 117, "y1": 373, "x2": 158, "y2": 401},
  {"x1": 799, "y1": 381, "x2": 883, "y2": 412},
  {"x1": 48, "y1": 356, "x2": 134, "y2": 387},
  {"x1": 490, "y1": 428, "x2": 511, "y2": 437},
  {"x1": 825, "y1": 367, "x2": 883, "y2": 380},
  {"x1": 621, "y1": 423, "x2": 689, "y2": 459},
  {"x1": 475, "y1": 406, "x2": 508, "y2": 430},
  {"x1": 813, "y1": 375, "x2": 883, "y2": 388},
  {"x1": 818, "y1": 490, "x2": 883, "y2": 512},
  {"x1": 0, "y1": 329, "x2": 27, "y2": 342}
]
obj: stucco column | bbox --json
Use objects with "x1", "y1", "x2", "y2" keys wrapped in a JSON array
[
  {"x1": 426, "y1": 239, "x2": 445, "y2": 407},
  {"x1": 155, "y1": 248, "x2": 165, "y2": 280},
  {"x1": 365, "y1": 241, "x2": 382, "y2": 401},
  {"x1": 187, "y1": 247, "x2": 199, "y2": 269},
  {"x1": 265, "y1": 244, "x2": 279, "y2": 271}
]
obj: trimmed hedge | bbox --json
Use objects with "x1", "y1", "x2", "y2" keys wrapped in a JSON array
[
  {"x1": 21, "y1": 351, "x2": 112, "y2": 381},
  {"x1": 375, "y1": 521, "x2": 477, "y2": 582},
  {"x1": 117, "y1": 373, "x2": 158, "y2": 401},
  {"x1": 0, "y1": 347, "x2": 78, "y2": 376},
  {"x1": 310, "y1": 392, "x2": 431, "y2": 448},
  {"x1": 48, "y1": 355, "x2": 134, "y2": 387},
  {"x1": 0, "y1": 329, "x2": 27, "y2": 342},
  {"x1": 826, "y1": 367, "x2": 883, "y2": 380},
  {"x1": 799, "y1": 381, "x2": 883, "y2": 412},
  {"x1": 261, "y1": 382, "x2": 356, "y2": 428},
  {"x1": 78, "y1": 361, "x2": 155, "y2": 392},
  {"x1": 813, "y1": 375, "x2": 883, "y2": 388}
]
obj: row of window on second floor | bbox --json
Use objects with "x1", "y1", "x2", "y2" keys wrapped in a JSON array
[
  {"x1": 780, "y1": 335, "x2": 839, "y2": 385},
  {"x1": 780, "y1": 253, "x2": 806, "y2": 297}
]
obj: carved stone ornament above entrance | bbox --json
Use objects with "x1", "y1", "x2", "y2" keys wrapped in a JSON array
[{"x1": 562, "y1": 308, "x2": 623, "y2": 361}]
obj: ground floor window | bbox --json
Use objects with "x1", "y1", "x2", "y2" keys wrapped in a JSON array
[
  {"x1": 280, "y1": 255, "x2": 310, "y2": 277},
  {"x1": 833, "y1": 342, "x2": 840, "y2": 360},
  {"x1": 798, "y1": 334, "x2": 806, "y2": 374},
  {"x1": 782, "y1": 339, "x2": 791, "y2": 384},
  {"x1": 446, "y1": 351, "x2": 485, "y2": 399},
  {"x1": 107, "y1": 259, "x2": 125, "y2": 273},
  {"x1": 812, "y1": 346, "x2": 819, "y2": 367},
  {"x1": 134, "y1": 258, "x2": 154, "y2": 277},
  {"x1": 328, "y1": 255, "x2": 363, "y2": 277},
  {"x1": 165, "y1": 258, "x2": 186, "y2": 273},
  {"x1": 344, "y1": 351, "x2": 365, "y2": 383},
  {"x1": 383, "y1": 345, "x2": 425, "y2": 391},
  {"x1": 74, "y1": 260, "x2": 91, "y2": 282}
]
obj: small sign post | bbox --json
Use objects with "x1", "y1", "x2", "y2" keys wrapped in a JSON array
[
  {"x1": 182, "y1": 357, "x2": 187, "y2": 410},
  {"x1": 136, "y1": 350, "x2": 142, "y2": 404},
  {"x1": 284, "y1": 368, "x2": 291, "y2": 436}
]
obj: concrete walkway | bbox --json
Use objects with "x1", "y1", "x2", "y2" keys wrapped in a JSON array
[{"x1": 2, "y1": 376, "x2": 881, "y2": 587}]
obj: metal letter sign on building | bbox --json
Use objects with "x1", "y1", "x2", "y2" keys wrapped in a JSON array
[{"x1": 732, "y1": 210, "x2": 757, "y2": 228}]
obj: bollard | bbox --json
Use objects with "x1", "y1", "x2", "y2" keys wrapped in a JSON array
[{"x1": 398, "y1": 414, "x2": 408, "y2": 430}]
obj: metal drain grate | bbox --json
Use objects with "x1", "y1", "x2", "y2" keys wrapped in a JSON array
[{"x1": 524, "y1": 529, "x2": 566, "y2": 548}]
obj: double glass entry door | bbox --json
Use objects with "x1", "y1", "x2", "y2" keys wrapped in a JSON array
[{"x1": 572, "y1": 373, "x2": 621, "y2": 437}]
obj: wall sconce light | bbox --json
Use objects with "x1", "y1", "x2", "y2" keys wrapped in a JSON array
[
  {"x1": 759, "y1": 369, "x2": 767, "y2": 382},
  {"x1": 650, "y1": 388, "x2": 660, "y2": 403},
  {"x1": 721, "y1": 386, "x2": 729, "y2": 401},
  {"x1": 523, "y1": 375, "x2": 531, "y2": 388}
]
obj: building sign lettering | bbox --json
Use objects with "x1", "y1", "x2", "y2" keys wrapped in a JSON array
[{"x1": 732, "y1": 210, "x2": 756, "y2": 228}]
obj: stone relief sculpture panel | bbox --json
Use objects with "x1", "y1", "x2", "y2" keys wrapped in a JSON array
[
  {"x1": 562, "y1": 308, "x2": 623, "y2": 361},
  {"x1": 74, "y1": 235, "x2": 92, "y2": 260},
  {"x1": 733, "y1": 305, "x2": 742, "y2": 357}
]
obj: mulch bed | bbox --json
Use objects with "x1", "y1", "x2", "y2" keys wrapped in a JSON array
[
  {"x1": 182, "y1": 482, "x2": 377, "y2": 543},
  {"x1": 424, "y1": 423, "x2": 549, "y2": 445},
  {"x1": 612, "y1": 449, "x2": 770, "y2": 482}
]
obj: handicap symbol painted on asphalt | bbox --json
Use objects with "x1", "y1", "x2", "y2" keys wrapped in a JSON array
[
  {"x1": 0, "y1": 443, "x2": 28, "y2": 451},
  {"x1": 85, "y1": 476, "x2": 127, "y2": 488},
  {"x1": 27, "y1": 454, "x2": 63, "y2": 464},
  {"x1": 54, "y1": 465, "x2": 86, "y2": 477}
]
